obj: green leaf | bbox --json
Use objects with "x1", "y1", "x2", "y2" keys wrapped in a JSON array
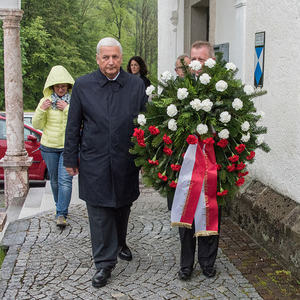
[
  {"x1": 129, "y1": 148, "x2": 137, "y2": 155},
  {"x1": 152, "y1": 133, "x2": 164, "y2": 148},
  {"x1": 220, "y1": 170, "x2": 227, "y2": 182},
  {"x1": 134, "y1": 157, "x2": 146, "y2": 167},
  {"x1": 142, "y1": 176, "x2": 154, "y2": 187}
]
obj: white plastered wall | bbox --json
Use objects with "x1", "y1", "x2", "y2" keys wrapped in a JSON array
[
  {"x1": 244, "y1": 0, "x2": 300, "y2": 203},
  {"x1": 158, "y1": 0, "x2": 185, "y2": 77},
  {"x1": 214, "y1": 0, "x2": 300, "y2": 203},
  {"x1": 214, "y1": 0, "x2": 247, "y2": 79}
]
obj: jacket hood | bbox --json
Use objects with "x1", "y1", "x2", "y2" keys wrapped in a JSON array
[{"x1": 43, "y1": 65, "x2": 75, "y2": 98}]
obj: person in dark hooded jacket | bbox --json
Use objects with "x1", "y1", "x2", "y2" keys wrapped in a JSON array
[{"x1": 63, "y1": 37, "x2": 147, "y2": 288}]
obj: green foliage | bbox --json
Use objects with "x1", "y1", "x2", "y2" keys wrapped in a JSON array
[
  {"x1": 131, "y1": 58, "x2": 270, "y2": 204},
  {"x1": 0, "y1": 246, "x2": 7, "y2": 268},
  {"x1": 0, "y1": 0, "x2": 157, "y2": 110}
]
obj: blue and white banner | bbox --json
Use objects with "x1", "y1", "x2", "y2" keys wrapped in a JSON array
[{"x1": 254, "y1": 32, "x2": 265, "y2": 87}]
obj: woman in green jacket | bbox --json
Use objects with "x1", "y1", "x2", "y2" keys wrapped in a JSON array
[{"x1": 33, "y1": 65, "x2": 75, "y2": 228}]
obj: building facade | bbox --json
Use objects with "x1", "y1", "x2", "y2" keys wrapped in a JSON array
[{"x1": 158, "y1": 0, "x2": 300, "y2": 204}]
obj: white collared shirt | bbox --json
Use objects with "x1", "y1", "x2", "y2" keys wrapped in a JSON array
[{"x1": 106, "y1": 72, "x2": 120, "y2": 81}]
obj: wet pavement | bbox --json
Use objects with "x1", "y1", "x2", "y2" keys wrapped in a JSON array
[{"x1": 0, "y1": 184, "x2": 299, "y2": 299}]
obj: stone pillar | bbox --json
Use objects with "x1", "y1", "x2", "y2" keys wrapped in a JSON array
[{"x1": 0, "y1": 9, "x2": 32, "y2": 209}]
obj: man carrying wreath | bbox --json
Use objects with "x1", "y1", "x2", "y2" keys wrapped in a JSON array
[{"x1": 175, "y1": 41, "x2": 222, "y2": 280}]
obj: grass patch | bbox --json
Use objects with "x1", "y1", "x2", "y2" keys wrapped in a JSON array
[{"x1": 0, "y1": 246, "x2": 7, "y2": 268}]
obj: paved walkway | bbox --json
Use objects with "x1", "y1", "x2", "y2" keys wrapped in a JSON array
[{"x1": 0, "y1": 180, "x2": 299, "y2": 299}]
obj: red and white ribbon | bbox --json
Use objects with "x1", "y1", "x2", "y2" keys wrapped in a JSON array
[{"x1": 171, "y1": 139, "x2": 218, "y2": 236}]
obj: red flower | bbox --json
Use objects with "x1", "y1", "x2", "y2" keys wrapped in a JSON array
[
  {"x1": 227, "y1": 164, "x2": 236, "y2": 172},
  {"x1": 133, "y1": 128, "x2": 144, "y2": 139},
  {"x1": 186, "y1": 135, "x2": 198, "y2": 144},
  {"x1": 217, "y1": 190, "x2": 228, "y2": 197},
  {"x1": 217, "y1": 139, "x2": 228, "y2": 148},
  {"x1": 235, "y1": 144, "x2": 246, "y2": 154},
  {"x1": 169, "y1": 181, "x2": 177, "y2": 188},
  {"x1": 163, "y1": 146, "x2": 173, "y2": 156},
  {"x1": 203, "y1": 137, "x2": 215, "y2": 144},
  {"x1": 171, "y1": 164, "x2": 181, "y2": 171},
  {"x1": 246, "y1": 151, "x2": 256, "y2": 160},
  {"x1": 235, "y1": 177, "x2": 245, "y2": 186},
  {"x1": 238, "y1": 171, "x2": 249, "y2": 177},
  {"x1": 228, "y1": 155, "x2": 239, "y2": 163},
  {"x1": 138, "y1": 140, "x2": 146, "y2": 147},
  {"x1": 181, "y1": 152, "x2": 186, "y2": 158},
  {"x1": 163, "y1": 134, "x2": 173, "y2": 145},
  {"x1": 216, "y1": 164, "x2": 222, "y2": 171},
  {"x1": 133, "y1": 128, "x2": 146, "y2": 146},
  {"x1": 236, "y1": 162, "x2": 246, "y2": 170},
  {"x1": 158, "y1": 172, "x2": 167, "y2": 181},
  {"x1": 148, "y1": 125, "x2": 160, "y2": 135},
  {"x1": 148, "y1": 159, "x2": 159, "y2": 166}
]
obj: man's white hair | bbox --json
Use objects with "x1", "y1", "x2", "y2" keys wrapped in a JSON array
[{"x1": 96, "y1": 37, "x2": 123, "y2": 54}]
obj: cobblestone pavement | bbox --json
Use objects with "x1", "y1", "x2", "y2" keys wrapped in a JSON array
[{"x1": 0, "y1": 187, "x2": 299, "y2": 299}]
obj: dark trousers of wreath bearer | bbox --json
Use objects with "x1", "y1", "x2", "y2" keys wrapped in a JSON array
[
  {"x1": 86, "y1": 204, "x2": 131, "y2": 270},
  {"x1": 179, "y1": 206, "x2": 222, "y2": 272}
]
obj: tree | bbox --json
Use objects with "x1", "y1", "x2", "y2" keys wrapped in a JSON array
[
  {"x1": 134, "y1": 0, "x2": 157, "y2": 76},
  {"x1": 0, "y1": 0, "x2": 158, "y2": 110}
]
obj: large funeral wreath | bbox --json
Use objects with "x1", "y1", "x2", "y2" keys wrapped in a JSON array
[{"x1": 130, "y1": 55, "x2": 270, "y2": 204}]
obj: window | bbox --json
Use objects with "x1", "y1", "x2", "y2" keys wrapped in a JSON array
[
  {"x1": 24, "y1": 127, "x2": 41, "y2": 142},
  {"x1": 0, "y1": 120, "x2": 7, "y2": 140}
]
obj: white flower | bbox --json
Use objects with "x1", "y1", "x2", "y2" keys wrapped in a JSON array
[
  {"x1": 241, "y1": 132, "x2": 250, "y2": 142},
  {"x1": 232, "y1": 98, "x2": 243, "y2": 110},
  {"x1": 255, "y1": 111, "x2": 265, "y2": 119},
  {"x1": 196, "y1": 123, "x2": 208, "y2": 135},
  {"x1": 177, "y1": 88, "x2": 189, "y2": 100},
  {"x1": 244, "y1": 84, "x2": 254, "y2": 95},
  {"x1": 145, "y1": 85, "x2": 155, "y2": 96},
  {"x1": 218, "y1": 129, "x2": 230, "y2": 139},
  {"x1": 201, "y1": 98, "x2": 213, "y2": 112},
  {"x1": 168, "y1": 119, "x2": 177, "y2": 131},
  {"x1": 256, "y1": 135, "x2": 264, "y2": 145},
  {"x1": 189, "y1": 60, "x2": 202, "y2": 71},
  {"x1": 241, "y1": 121, "x2": 250, "y2": 131},
  {"x1": 160, "y1": 71, "x2": 173, "y2": 83},
  {"x1": 137, "y1": 114, "x2": 146, "y2": 126},
  {"x1": 204, "y1": 58, "x2": 216, "y2": 68},
  {"x1": 199, "y1": 73, "x2": 211, "y2": 85},
  {"x1": 215, "y1": 80, "x2": 228, "y2": 92},
  {"x1": 158, "y1": 86, "x2": 163, "y2": 95},
  {"x1": 190, "y1": 99, "x2": 202, "y2": 111},
  {"x1": 225, "y1": 62, "x2": 237, "y2": 71},
  {"x1": 219, "y1": 111, "x2": 231, "y2": 124},
  {"x1": 167, "y1": 104, "x2": 178, "y2": 117}
]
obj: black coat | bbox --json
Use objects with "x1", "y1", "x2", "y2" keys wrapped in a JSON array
[{"x1": 63, "y1": 68, "x2": 147, "y2": 208}]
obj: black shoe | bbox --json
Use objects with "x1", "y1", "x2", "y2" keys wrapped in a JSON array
[
  {"x1": 118, "y1": 245, "x2": 132, "y2": 261},
  {"x1": 178, "y1": 267, "x2": 193, "y2": 281},
  {"x1": 92, "y1": 268, "x2": 111, "y2": 288},
  {"x1": 202, "y1": 267, "x2": 216, "y2": 278}
]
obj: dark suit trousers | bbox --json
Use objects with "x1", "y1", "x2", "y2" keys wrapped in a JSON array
[
  {"x1": 179, "y1": 206, "x2": 222, "y2": 270},
  {"x1": 86, "y1": 203, "x2": 131, "y2": 270}
]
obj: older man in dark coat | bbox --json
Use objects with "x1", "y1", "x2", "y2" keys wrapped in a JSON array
[{"x1": 63, "y1": 37, "x2": 147, "y2": 288}]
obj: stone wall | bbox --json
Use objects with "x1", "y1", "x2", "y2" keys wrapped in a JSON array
[{"x1": 226, "y1": 180, "x2": 300, "y2": 280}]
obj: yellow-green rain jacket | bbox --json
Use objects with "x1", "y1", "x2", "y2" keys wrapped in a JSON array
[{"x1": 32, "y1": 65, "x2": 75, "y2": 148}]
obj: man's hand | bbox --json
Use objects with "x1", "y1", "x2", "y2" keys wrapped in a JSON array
[
  {"x1": 56, "y1": 100, "x2": 68, "y2": 111},
  {"x1": 40, "y1": 99, "x2": 52, "y2": 110},
  {"x1": 65, "y1": 167, "x2": 79, "y2": 176}
]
